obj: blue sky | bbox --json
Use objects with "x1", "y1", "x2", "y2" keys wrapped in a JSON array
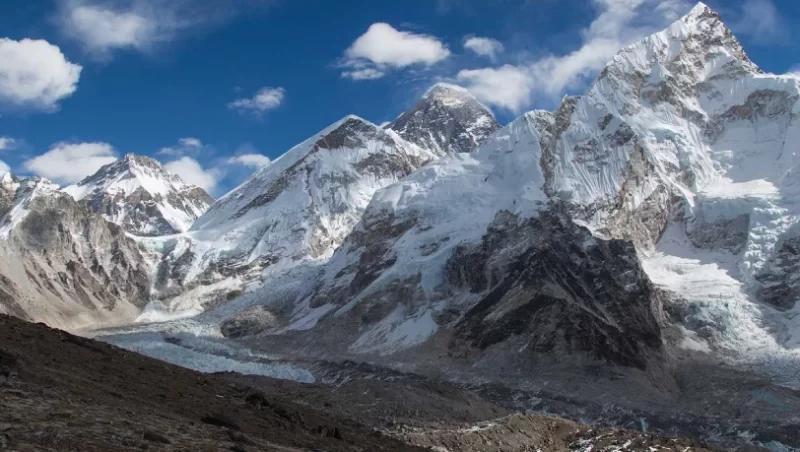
[{"x1": 0, "y1": 0, "x2": 798, "y2": 196}]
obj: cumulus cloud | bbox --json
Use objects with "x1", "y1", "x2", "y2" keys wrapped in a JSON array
[
  {"x1": 228, "y1": 153, "x2": 270, "y2": 168},
  {"x1": 55, "y1": 0, "x2": 277, "y2": 59},
  {"x1": 456, "y1": 0, "x2": 693, "y2": 112},
  {"x1": 0, "y1": 38, "x2": 82, "y2": 112},
  {"x1": 24, "y1": 142, "x2": 117, "y2": 184},
  {"x1": 228, "y1": 87, "x2": 285, "y2": 116},
  {"x1": 340, "y1": 23, "x2": 450, "y2": 80},
  {"x1": 0, "y1": 137, "x2": 17, "y2": 151},
  {"x1": 164, "y1": 156, "x2": 220, "y2": 193},
  {"x1": 463, "y1": 36, "x2": 504, "y2": 61}
]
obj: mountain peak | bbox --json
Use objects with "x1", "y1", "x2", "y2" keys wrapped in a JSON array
[
  {"x1": 388, "y1": 82, "x2": 500, "y2": 156},
  {"x1": 64, "y1": 154, "x2": 213, "y2": 236},
  {"x1": 424, "y1": 82, "x2": 471, "y2": 97},
  {"x1": 593, "y1": 0, "x2": 756, "y2": 103}
]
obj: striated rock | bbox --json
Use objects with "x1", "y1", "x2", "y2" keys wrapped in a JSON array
[{"x1": 447, "y1": 210, "x2": 663, "y2": 369}]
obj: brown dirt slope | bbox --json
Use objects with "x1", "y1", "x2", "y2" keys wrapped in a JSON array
[{"x1": 0, "y1": 315, "x2": 719, "y2": 451}]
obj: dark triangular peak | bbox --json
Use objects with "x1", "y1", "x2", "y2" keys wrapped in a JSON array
[
  {"x1": 314, "y1": 115, "x2": 389, "y2": 151},
  {"x1": 389, "y1": 83, "x2": 501, "y2": 156}
]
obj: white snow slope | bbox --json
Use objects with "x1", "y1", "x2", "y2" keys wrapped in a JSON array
[
  {"x1": 137, "y1": 115, "x2": 437, "y2": 320},
  {"x1": 299, "y1": 2, "x2": 800, "y2": 384}
]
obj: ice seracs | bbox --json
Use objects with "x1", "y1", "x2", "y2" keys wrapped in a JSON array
[{"x1": 64, "y1": 153, "x2": 213, "y2": 236}]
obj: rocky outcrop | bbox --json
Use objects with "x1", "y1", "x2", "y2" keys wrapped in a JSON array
[
  {"x1": 447, "y1": 210, "x2": 663, "y2": 369},
  {"x1": 0, "y1": 176, "x2": 151, "y2": 330}
]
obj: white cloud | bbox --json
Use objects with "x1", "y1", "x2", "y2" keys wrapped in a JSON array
[
  {"x1": 342, "y1": 68, "x2": 386, "y2": 81},
  {"x1": 0, "y1": 38, "x2": 82, "y2": 112},
  {"x1": 456, "y1": 0, "x2": 692, "y2": 112},
  {"x1": 164, "y1": 156, "x2": 220, "y2": 193},
  {"x1": 179, "y1": 137, "x2": 202, "y2": 149},
  {"x1": 159, "y1": 136, "x2": 205, "y2": 156},
  {"x1": 228, "y1": 87, "x2": 285, "y2": 116},
  {"x1": 341, "y1": 23, "x2": 450, "y2": 80},
  {"x1": 0, "y1": 160, "x2": 9, "y2": 176},
  {"x1": 229, "y1": 153, "x2": 270, "y2": 168},
  {"x1": 56, "y1": 0, "x2": 278, "y2": 59},
  {"x1": 24, "y1": 142, "x2": 117, "y2": 184},
  {"x1": 456, "y1": 65, "x2": 536, "y2": 112},
  {"x1": 463, "y1": 36, "x2": 504, "y2": 61},
  {"x1": 0, "y1": 137, "x2": 17, "y2": 151},
  {"x1": 57, "y1": 1, "x2": 160, "y2": 57}
]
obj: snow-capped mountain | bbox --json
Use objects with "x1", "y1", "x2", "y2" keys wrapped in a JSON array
[
  {"x1": 0, "y1": 173, "x2": 150, "y2": 331},
  {"x1": 138, "y1": 115, "x2": 438, "y2": 320},
  {"x1": 388, "y1": 83, "x2": 500, "y2": 156},
  {"x1": 239, "y1": 3, "x2": 800, "y2": 388},
  {"x1": 64, "y1": 154, "x2": 213, "y2": 237}
]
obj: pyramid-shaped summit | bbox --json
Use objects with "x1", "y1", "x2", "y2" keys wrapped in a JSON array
[
  {"x1": 389, "y1": 82, "x2": 500, "y2": 156},
  {"x1": 64, "y1": 153, "x2": 214, "y2": 236}
]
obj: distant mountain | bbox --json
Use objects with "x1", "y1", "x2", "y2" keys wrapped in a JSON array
[
  {"x1": 139, "y1": 115, "x2": 438, "y2": 319},
  {"x1": 388, "y1": 83, "x2": 500, "y2": 156},
  {"x1": 64, "y1": 154, "x2": 213, "y2": 237},
  {"x1": 0, "y1": 173, "x2": 150, "y2": 331}
]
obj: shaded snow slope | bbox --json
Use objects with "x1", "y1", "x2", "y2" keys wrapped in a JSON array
[{"x1": 65, "y1": 154, "x2": 213, "y2": 236}]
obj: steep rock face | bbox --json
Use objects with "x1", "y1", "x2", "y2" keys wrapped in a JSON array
[
  {"x1": 65, "y1": 154, "x2": 213, "y2": 237},
  {"x1": 389, "y1": 83, "x2": 500, "y2": 156},
  {"x1": 0, "y1": 176, "x2": 151, "y2": 330},
  {"x1": 279, "y1": 3, "x2": 800, "y2": 382},
  {"x1": 140, "y1": 116, "x2": 438, "y2": 320},
  {"x1": 447, "y1": 210, "x2": 664, "y2": 370}
]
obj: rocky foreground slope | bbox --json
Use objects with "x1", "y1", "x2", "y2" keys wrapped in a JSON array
[{"x1": 0, "y1": 314, "x2": 716, "y2": 451}]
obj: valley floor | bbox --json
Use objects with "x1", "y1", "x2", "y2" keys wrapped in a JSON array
[{"x1": 0, "y1": 314, "x2": 718, "y2": 451}]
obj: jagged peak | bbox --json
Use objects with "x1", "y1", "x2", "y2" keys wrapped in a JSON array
[
  {"x1": 119, "y1": 153, "x2": 166, "y2": 171},
  {"x1": 594, "y1": 1, "x2": 756, "y2": 94}
]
